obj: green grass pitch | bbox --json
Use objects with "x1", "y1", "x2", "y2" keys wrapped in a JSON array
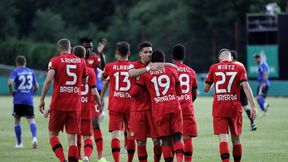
[{"x1": 0, "y1": 96, "x2": 288, "y2": 162}]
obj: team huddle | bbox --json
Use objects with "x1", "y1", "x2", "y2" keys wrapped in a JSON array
[{"x1": 9, "y1": 37, "x2": 259, "y2": 162}]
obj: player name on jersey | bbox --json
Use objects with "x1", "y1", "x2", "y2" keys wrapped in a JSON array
[
  {"x1": 112, "y1": 64, "x2": 133, "y2": 70},
  {"x1": 217, "y1": 64, "x2": 235, "y2": 70},
  {"x1": 149, "y1": 68, "x2": 165, "y2": 75},
  {"x1": 60, "y1": 58, "x2": 81, "y2": 63},
  {"x1": 217, "y1": 94, "x2": 237, "y2": 101},
  {"x1": 177, "y1": 67, "x2": 191, "y2": 73}
]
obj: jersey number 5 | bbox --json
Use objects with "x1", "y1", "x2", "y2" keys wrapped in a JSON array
[
  {"x1": 66, "y1": 65, "x2": 77, "y2": 85},
  {"x1": 215, "y1": 72, "x2": 237, "y2": 93}
]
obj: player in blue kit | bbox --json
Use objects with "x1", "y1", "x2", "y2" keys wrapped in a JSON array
[
  {"x1": 8, "y1": 56, "x2": 39, "y2": 149},
  {"x1": 253, "y1": 54, "x2": 270, "y2": 113}
]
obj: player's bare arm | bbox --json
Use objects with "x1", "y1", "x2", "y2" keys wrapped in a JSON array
[
  {"x1": 39, "y1": 69, "x2": 55, "y2": 115},
  {"x1": 33, "y1": 83, "x2": 39, "y2": 94},
  {"x1": 91, "y1": 88, "x2": 103, "y2": 113},
  {"x1": 128, "y1": 63, "x2": 166, "y2": 77},
  {"x1": 7, "y1": 79, "x2": 14, "y2": 95},
  {"x1": 97, "y1": 38, "x2": 107, "y2": 70},
  {"x1": 204, "y1": 83, "x2": 212, "y2": 92},
  {"x1": 242, "y1": 81, "x2": 257, "y2": 120}
]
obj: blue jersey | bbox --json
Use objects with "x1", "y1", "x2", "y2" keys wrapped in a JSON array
[
  {"x1": 96, "y1": 68, "x2": 103, "y2": 91},
  {"x1": 258, "y1": 61, "x2": 270, "y2": 86},
  {"x1": 9, "y1": 67, "x2": 37, "y2": 106}
]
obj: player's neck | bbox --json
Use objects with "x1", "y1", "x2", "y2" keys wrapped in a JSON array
[
  {"x1": 174, "y1": 60, "x2": 183, "y2": 64},
  {"x1": 118, "y1": 57, "x2": 128, "y2": 61},
  {"x1": 140, "y1": 59, "x2": 149, "y2": 65}
]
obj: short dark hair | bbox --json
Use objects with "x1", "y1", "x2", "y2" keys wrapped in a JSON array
[
  {"x1": 57, "y1": 38, "x2": 70, "y2": 51},
  {"x1": 80, "y1": 37, "x2": 93, "y2": 44},
  {"x1": 172, "y1": 44, "x2": 185, "y2": 60},
  {"x1": 138, "y1": 41, "x2": 152, "y2": 51},
  {"x1": 116, "y1": 41, "x2": 130, "y2": 57},
  {"x1": 152, "y1": 50, "x2": 165, "y2": 63},
  {"x1": 15, "y1": 56, "x2": 26, "y2": 66},
  {"x1": 218, "y1": 48, "x2": 230, "y2": 57},
  {"x1": 253, "y1": 54, "x2": 261, "y2": 59},
  {"x1": 230, "y1": 50, "x2": 238, "y2": 60},
  {"x1": 73, "y1": 45, "x2": 86, "y2": 58}
]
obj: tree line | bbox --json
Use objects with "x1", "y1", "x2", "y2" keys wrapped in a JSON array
[{"x1": 0, "y1": 0, "x2": 286, "y2": 72}]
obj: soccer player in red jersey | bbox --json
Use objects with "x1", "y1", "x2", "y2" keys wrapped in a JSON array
[
  {"x1": 204, "y1": 49, "x2": 257, "y2": 162},
  {"x1": 72, "y1": 46, "x2": 106, "y2": 162},
  {"x1": 102, "y1": 41, "x2": 136, "y2": 162},
  {"x1": 128, "y1": 41, "x2": 162, "y2": 162},
  {"x1": 39, "y1": 39, "x2": 87, "y2": 162},
  {"x1": 80, "y1": 37, "x2": 107, "y2": 160},
  {"x1": 172, "y1": 44, "x2": 198, "y2": 162},
  {"x1": 131, "y1": 50, "x2": 184, "y2": 162}
]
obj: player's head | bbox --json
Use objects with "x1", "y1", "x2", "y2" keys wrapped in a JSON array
[
  {"x1": 15, "y1": 56, "x2": 26, "y2": 67},
  {"x1": 253, "y1": 54, "x2": 261, "y2": 64},
  {"x1": 138, "y1": 41, "x2": 153, "y2": 64},
  {"x1": 73, "y1": 45, "x2": 86, "y2": 58},
  {"x1": 230, "y1": 50, "x2": 238, "y2": 61},
  {"x1": 218, "y1": 48, "x2": 232, "y2": 62},
  {"x1": 80, "y1": 37, "x2": 93, "y2": 56},
  {"x1": 57, "y1": 38, "x2": 71, "y2": 54},
  {"x1": 116, "y1": 41, "x2": 130, "y2": 59},
  {"x1": 172, "y1": 44, "x2": 185, "y2": 62},
  {"x1": 151, "y1": 49, "x2": 165, "y2": 63}
]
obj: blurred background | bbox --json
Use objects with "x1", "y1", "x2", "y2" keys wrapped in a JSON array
[{"x1": 0, "y1": 0, "x2": 288, "y2": 96}]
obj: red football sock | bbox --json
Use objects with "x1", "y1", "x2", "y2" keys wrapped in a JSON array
[
  {"x1": 174, "y1": 141, "x2": 184, "y2": 162},
  {"x1": 77, "y1": 134, "x2": 82, "y2": 159},
  {"x1": 184, "y1": 138, "x2": 193, "y2": 162},
  {"x1": 84, "y1": 139, "x2": 93, "y2": 158},
  {"x1": 50, "y1": 136, "x2": 66, "y2": 162},
  {"x1": 138, "y1": 145, "x2": 148, "y2": 162},
  {"x1": 233, "y1": 144, "x2": 242, "y2": 162},
  {"x1": 162, "y1": 146, "x2": 173, "y2": 162},
  {"x1": 127, "y1": 139, "x2": 136, "y2": 162},
  {"x1": 94, "y1": 129, "x2": 103, "y2": 159},
  {"x1": 68, "y1": 145, "x2": 78, "y2": 162},
  {"x1": 111, "y1": 138, "x2": 121, "y2": 162},
  {"x1": 153, "y1": 146, "x2": 162, "y2": 162},
  {"x1": 220, "y1": 142, "x2": 230, "y2": 162}
]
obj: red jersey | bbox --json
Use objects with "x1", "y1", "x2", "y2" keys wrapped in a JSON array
[
  {"x1": 175, "y1": 62, "x2": 198, "y2": 116},
  {"x1": 205, "y1": 61, "x2": 248, "y2": 117},
  {"x1": 130, "y1": 60, "x2": 151, "y2": 111},
  {"x1": 80, "y1": 67, "x2": 96, "y2": 119},
  {"x1": 102, "y1": 60, "x2": 135, "y2": 112},
  {"x1": 85, "y1": 55, "x2": 100, "y2": 69},
  {"x1": 136, "y1": 67, "x2": 181, "y2": 113},
  {"x1": 49, "y1": 53, "x2": 87, "y2": 111}
]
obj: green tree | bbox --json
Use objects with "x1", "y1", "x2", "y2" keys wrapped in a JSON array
[{"x1": 31, "y1": 9, "x2": 65, "y2": 42}]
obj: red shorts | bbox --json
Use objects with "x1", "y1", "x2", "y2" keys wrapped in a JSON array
[
  {"x1": 109, "y1": 110, "x2": 130, "y2": 132},
  {"x1": 91, "y1": 104, "x2": 100, "y2": 117},
  {"x1": 213, "y1": 115, "x2": 242, "y2": 136},
  {"x1": 129, "y1": 110, "x2": 158, "y2": 140},
  {"x1": 80, "y1": 119, "x2": 93, "y2": 136},
  {"x1": 49, "y1": 109, "x2": 80, "y2": 134},
  {"x1": 153, "y1": 109, "x2": 183, "y2": 137},
  {"x1": 183, "y1": 115, "x2": 198, "y2": 137}
]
